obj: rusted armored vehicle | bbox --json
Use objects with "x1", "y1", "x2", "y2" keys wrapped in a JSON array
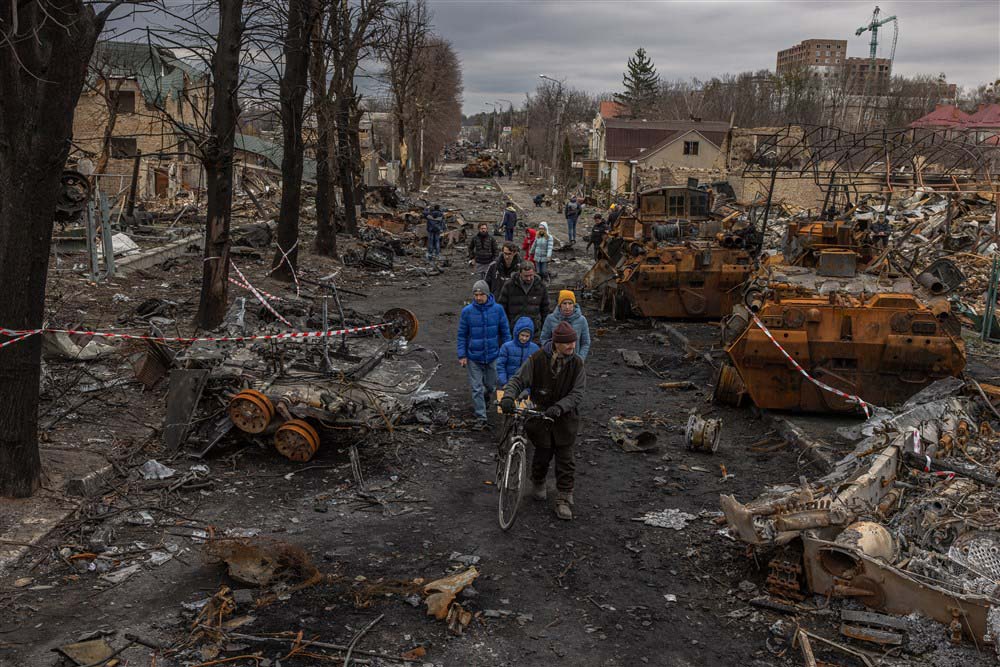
[
  {"x1": 587, "y1": 183, "x2": 757, "y2": 320},
  {"x1": 462, "y1": 155, "x2": 499, "y2": 178},
  {"x1": 715, "y1": 219, "x2": 966, "y2": 413}
]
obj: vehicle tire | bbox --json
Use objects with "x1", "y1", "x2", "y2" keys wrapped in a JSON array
[{"x1": 498, "y1": 438, "x2": 526, "y2": 531}]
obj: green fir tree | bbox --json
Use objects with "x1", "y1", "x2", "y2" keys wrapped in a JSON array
[{"x1": 614, "y1": 48, "x2": 660, "y2": 118}]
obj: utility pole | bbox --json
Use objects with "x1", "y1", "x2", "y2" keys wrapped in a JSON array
[{"x1": 540, "y1": 74, "x2": 565, "y2": 192}]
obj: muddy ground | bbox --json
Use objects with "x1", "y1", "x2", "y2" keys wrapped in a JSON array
[{"x1": 0, "y1": 166, "x2": 994, "y2": 667}]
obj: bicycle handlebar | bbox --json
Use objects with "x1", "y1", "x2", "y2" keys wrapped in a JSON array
[{"x1": 511, "y1": 407, "x2": 554, "y2": 423}]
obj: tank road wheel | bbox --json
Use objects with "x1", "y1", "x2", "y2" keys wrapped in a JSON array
[
  {"x1": 228, "y1": 389, "x2": 275, "y2": 434},
  {"x1": 612, "y1": 288, "x2": 632, "y2": 321},
  {"x1": 381, "y1": 308, "x2": 419, "y2": 341},
  {"x1": 274, "y1": 419, "x2": 321, "y2": 462},
  {"x1": 713, "y1": 363, "x2": 747, "y2": 407}
]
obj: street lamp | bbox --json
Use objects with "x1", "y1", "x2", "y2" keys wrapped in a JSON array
[{"x1": 539, "y1": 74, "x2": 565, "y2": 190}]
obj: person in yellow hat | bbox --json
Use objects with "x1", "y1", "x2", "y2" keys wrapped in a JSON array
[{"x1": 540, "y1": 289, "x2": 591, "y2": 359}]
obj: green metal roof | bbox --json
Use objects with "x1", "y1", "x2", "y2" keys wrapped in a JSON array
[
  {"x1": 235, "y1": 134, "x2": 317, "y2": 184},
  {"x1": 91, "y1": 40, "x2": 206, "y2": 107}
]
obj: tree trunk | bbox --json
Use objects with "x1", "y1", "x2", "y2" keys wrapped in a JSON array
[
  {"x1": 313, "y1": 107, "x2": 338, "y2": 257},
  {"x1": 272, "y1": 0, "x2": 317, "y2": 281},
  {"x1": 309, "y1": 33, "x2": 337, "y2": 258},
  {"x1": 196, "y1": 0, "x2": 244, "y2": 329},
  {"x1": 336, "y1": 95, "x2": 358, "y2": 235},
  {"x1": 0, "y1": 0, "x2": 102, "y2": 497},
  {"x1": 395, "y1": 114, "x2": 408, "y2": 192}
]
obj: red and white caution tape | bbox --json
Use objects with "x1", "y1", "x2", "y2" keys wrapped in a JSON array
[
  {"x1": 229, "y1": 260, "x2": 292, "y2": 327},
  {"x1": 229, "y1": 276, "x2": 284, "y2": 302},
  {"x1": 750, "y1": 313, "x2": 876, "y2": 418},
  {"x1": 0, "y1": 322, "x2": 391, "y2": 347}
]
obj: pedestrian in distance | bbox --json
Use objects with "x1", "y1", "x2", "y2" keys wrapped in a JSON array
[
  {"x1": 484, "y1": 242, "x2": 521, "y2": 297},
  {"x1": 498, "y1": 260, "x2": 550, "y2": 334},
  {"x1": 540, "y1": 290, "x2": 592, "y2": 359},
  {"x1": 501, "y1": 321, "x2": 586, "y2": 521},
  {"x1": 587, "y1": 213, "x2": 609, "y2": 262},
  {"x1": 501, "y1": 204, "x2": 517, "y2": 242},
  {"x1": 457, "y1": 280, "x2": 511, "y2": 430},
  {"x1": 424, "y1": 204, "x2": 446, "y2": 262},
  {"x1": 564, "y1": 196, "x2": 582, "y2": 245},
  {"x1": 530, "y1": 222, "x2": 554, "y2": 280},
  {"x1": 533, "y1": 193, "x2": 545, "y2": 208},
  {"x1": 468, "y1": 222, "x2": 499, "y2": 279}
]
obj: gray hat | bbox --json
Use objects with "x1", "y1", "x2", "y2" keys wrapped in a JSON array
[{"x1": 473, "y1": 280, "x2": 490, "y2": 295}]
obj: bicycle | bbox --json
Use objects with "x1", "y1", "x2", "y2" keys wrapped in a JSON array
[{"x1": 496, "y1": 407, "x2": 552, "y2": 530}]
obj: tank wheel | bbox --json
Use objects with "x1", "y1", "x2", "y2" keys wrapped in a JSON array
[
  {"x1": 713, "y1": 363, "x2": 747, "y2": 407},
  {"x1": 228, "y1": 389, "x2": 275, "y2": 434},
  {"x1": 612, "y1": 289, "x2": 632, "y2": 321},
  {"x1": 274, "y1": 419, "x2": 321, "y2": 462}
]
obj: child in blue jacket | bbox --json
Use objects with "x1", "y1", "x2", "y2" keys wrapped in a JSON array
[{"x1": 497, "y1": 316, "x2": 541, "y2": 388}]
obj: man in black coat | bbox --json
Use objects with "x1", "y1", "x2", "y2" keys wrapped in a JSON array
[
  {"x1": 497, "y1": 260, "x2": 549, "y2": 333},
  {"x1": 501, "y1": 321, "x2": 585, "y2": 520},
  {"x1": 468, "y1": 222, "x2": 499, "y2": 279},
  {"x1": 484, "y1": 242, "x2": 521, "y2": 296}
]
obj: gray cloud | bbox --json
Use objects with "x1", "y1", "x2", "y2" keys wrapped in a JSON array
[{"x1": 429, "y1": 0, "x2": 1000, "y2": 115}]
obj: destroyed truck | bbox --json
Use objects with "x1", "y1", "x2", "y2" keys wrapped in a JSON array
[
  {"x1": 714, "y1": 218, "x2": 966, "y2": 413},
  {"x1": 586, "y1": 183, "x2": 756, "y2": 320}
]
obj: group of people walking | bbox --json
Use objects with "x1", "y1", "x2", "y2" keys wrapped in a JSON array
[
  {"x1": 434, "y1": 193, "x2": 622, "y2": 522},
  {"x1": 456, "y1": 268, "x2": 591, "y2": 521}
]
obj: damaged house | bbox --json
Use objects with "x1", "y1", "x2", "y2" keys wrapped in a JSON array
[
  {"x1": 586, "y1": 110, "x2": 731, "y2": 193},
  {"x1": 72, "y1": 40, "x2": 316, "y2": 201}
]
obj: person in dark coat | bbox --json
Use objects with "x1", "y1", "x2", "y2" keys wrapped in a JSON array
[
  {"x1": 457, "y1": 280, "x2": 511, "y2": 428},
  {"x1": 533, "y1": 193, "x2": 545, "y2": 208},
  {"x1": 607, "y1": 202, "x2": 623, "y2": 227},
  {"x1": 424, "y1": 204, "x2": 446, "y2": 261},
  {"x1": 501, "y1": 321, "x2": 585, "y2": 520},
  {"x1": 484, "y1": 242, "x2": 521, "y2": 296},
  {"x1": 587, "y1": 213, "x2": 609, "y2": 261},
  {"x1": 468, "y1": 223, "x2": 499, "y2": 279},
  {"x1": 501, "y1": 204, "x2": 517, "y2": 242},
  {"x1": 564, "y1": 196, "x2": 582, "y2": 244},
  {"x1": 497, "y1": 260, "x2": 549, "y2": 333}
]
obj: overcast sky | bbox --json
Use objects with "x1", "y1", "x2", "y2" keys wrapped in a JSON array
[{"x1": 429, "y1": 0, "x2": 1000, "y2": 115}]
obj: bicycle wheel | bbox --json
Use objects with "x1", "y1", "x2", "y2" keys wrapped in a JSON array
[{"x1": 498, "y1": 438, "x2": 526, "y2": 531}]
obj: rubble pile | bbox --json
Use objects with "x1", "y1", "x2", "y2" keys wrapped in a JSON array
[{"x1": 720, "y1": 377, "x2": 1000, "y2": 654}]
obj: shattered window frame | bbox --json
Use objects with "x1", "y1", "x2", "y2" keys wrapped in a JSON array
[{"x1": 110, "y1": 137, "x2": 138, "y2": 158}]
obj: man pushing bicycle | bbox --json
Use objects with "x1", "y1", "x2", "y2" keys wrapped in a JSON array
[{"x1": 500, "y1": 321, "x2": 586, "y2": 521}]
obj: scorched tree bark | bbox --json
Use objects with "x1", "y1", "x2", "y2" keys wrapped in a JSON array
[
  {"x1": 271, "y1": 0, "x2": 319, "y2": 281},
  {"x1": 197, "y1": 0, "x2": 245, "y2": 329},
  {"x1": 0, "y1": 0, "x2": 115, "y2": 497}
]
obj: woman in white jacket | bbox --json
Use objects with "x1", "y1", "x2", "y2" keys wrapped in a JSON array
[{"x1": 530, "y1": 222, "x2": 554, "y2": 280}]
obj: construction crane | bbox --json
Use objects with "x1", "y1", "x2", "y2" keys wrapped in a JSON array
[{"x1": 856, "y1": 5, "x2": 899, "y2": 66}]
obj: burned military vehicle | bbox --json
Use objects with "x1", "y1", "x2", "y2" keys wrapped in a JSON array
[
  {"x1": 714, "y1": 217, "x2": 966, "y2": 413},
  {"x1": 586, "y1": 182, "x2": 756, "y2": 320}
]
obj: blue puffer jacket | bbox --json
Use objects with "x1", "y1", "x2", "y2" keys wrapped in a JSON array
[
  {"x1": 497, "y1": 317, "x2": 540, "y2": 385},
  {"x1": 540, "y1": 304, "x2": 592, "y2": 359},
  {"x1": 456, "y1": 294, "x2": 511, "y2": 364}
]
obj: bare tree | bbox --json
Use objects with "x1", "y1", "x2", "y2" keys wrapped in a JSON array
[
  {"x1": 381, "y1": 0, "x2": 429, "y2": 192},
  {"x1": 408, "y1": 37, "x2": 462, "y2": 187},
  {"x1": 271, "y1": 0, "x2": 321, "y2": 280},
  {"x1": 0, "y1": 0, "x2": 129, "y2": 497},
  {"x1": 197, "y1": 0, "x2": 245, "y2": 326}
]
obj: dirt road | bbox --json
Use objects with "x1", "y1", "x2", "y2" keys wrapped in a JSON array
[{"x1": 1, "y1": 166, "x2": 985, "y2": 667}]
